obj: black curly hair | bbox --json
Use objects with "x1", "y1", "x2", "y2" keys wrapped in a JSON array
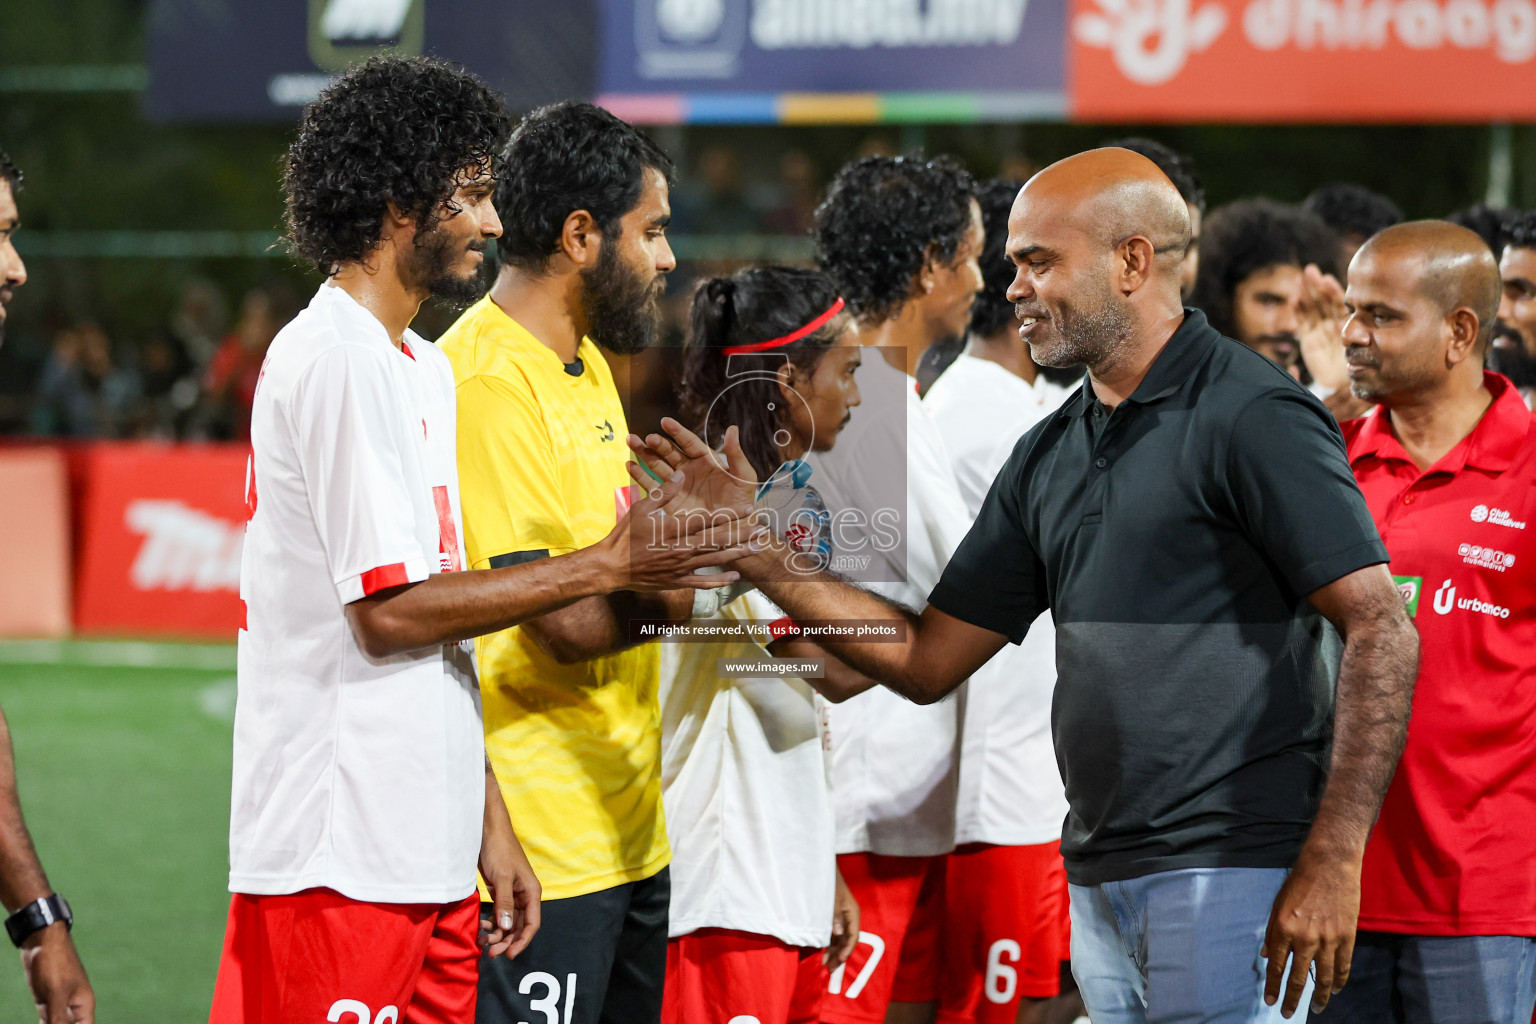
[
  {"x1": 971, "y1": 178, "x2": 1025, "y2": 339},
  {"x1": 282, "y1": 56, "x2": 511, "y2": 276},
  {"x1": 815, "y1": 154, "x2": 979, "y2": 324},
  {"x1": 1104, "y1": 137, "x2": 1204, "y2": 214},
  {"x1": 1502, "y1": 209, "x2": 1536, "y2": 252},
  {"x1": 1449, "y1": 204, "x2": 1516, "y2": 254},
  {"x1": 679, "y1": 266, "x2": 850, "y2": 482},
  {"x1": 0, "y1": 150, "x2": 20, "y2": 192},
  {"x1": 496, "y1": 102, "x2": 676, "y2": 272},
  {"x1": 1190, "y1": 199, "x2": 1340, "y2": 341},
  {"x1": 1302, "y1": 183, "x2": 1402, "y2": 243}
]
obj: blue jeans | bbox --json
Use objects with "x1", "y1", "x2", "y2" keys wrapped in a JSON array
[
  {"x1": 1313, "y1": 932, "x2": 1536, "y2": 1024},
  {"x1": 1070, "y1": 867, "x2": 1314, "y2": 1023}
]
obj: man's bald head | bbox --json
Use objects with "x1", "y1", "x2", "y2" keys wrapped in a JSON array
[
  {"x1": 1355, "y1": 220, "x2": 1500, "y2": 347},
  {"x1": 1343, "y1": 219, "x2": 1502, "y2": 404},
  {"x1": 1021, "y1": 148, "x2": 1192, "y2": 271},
  {"x1": 1004, "y1": 149, "x2": 1192, "y2": 375}
]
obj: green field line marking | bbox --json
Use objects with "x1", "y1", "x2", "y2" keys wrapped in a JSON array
[{"x1": 0, "y1": 640, "x2": 237, "y2": 671}]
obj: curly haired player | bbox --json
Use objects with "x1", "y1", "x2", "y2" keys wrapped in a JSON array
[
  {"x1": 808, "y1": 154, "x2": 981, "y2": 1024},
  {"x1": 208, "y1": 59, "x2": 747, "y2": 1024}
]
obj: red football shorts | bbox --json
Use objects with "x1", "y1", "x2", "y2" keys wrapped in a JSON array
[
  {"x1": 208, "y1": 888, "x2": 480, "y2": 1024},
  {"x1": 821, "y1": 852, "x2": 946, "y2": 1024},
  {"x1": 663, "y1": 928, "x2": 826, "y2": 1024},
  {"x1": 936, "y1": 842, "x2": 1070, "y2": 1024}
]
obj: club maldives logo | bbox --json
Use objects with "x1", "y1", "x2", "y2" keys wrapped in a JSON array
[
  {"x1": 1074, "y1": 0, "x2": 1536, "y2": 85},
  {"x1": 1458, "y1": 542, "x2": 1517, "y2": 572},
  {"x1": 1471, "y1": 503, "x2": 1527, "y2": 528}
]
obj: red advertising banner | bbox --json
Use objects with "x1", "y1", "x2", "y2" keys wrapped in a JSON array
[
  {"x1": 1069, "y1": 0, "x2": 1536, "y2": 120},
  {"x1": 74, "y1": 443, "x2": 247, "y2": 639},
  {"x1": 0, "y1": 448, "x2": 72, "y2": 639}
]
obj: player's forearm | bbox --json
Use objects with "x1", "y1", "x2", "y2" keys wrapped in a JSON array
[
  {"x1": 738, "y1": 541, "x2": 938, "y2": 701},
  {"x1": 768, "y1": 637, "x2": 879, "y2": 703},
  {"x1": 523, "y1": 590, "x2": 692, "y2": 664},
  {"x1": 347, "y1": 545, "x2": 623, "y2": 657},
  {"x1": 1305, "y1": 607, "x2": 1418, "y2": 859},
  {"x1": 0, "y1": 714, "x2": 53, "y2": 912}
]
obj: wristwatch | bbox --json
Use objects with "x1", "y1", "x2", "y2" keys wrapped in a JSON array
[{"x1": 5, "y1": 894, "x2": 72, "y2": 947}]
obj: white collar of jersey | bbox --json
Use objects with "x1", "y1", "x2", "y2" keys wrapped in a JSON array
[{"x1": 315, "y1": 282, "x2": 425, "y2": 355}]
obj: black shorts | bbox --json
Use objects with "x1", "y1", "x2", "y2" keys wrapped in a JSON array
[{"x1": 477, "y1": 867, "x2": 670, "y2": 1024}]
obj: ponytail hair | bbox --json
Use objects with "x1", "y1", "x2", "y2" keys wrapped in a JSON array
[{"x1": 680, "y1": 265, "x2": 849, "y2": 482}]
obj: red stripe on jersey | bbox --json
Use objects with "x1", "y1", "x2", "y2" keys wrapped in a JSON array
[
  {"x1": 359, "y1": 563, "x2": 410, "y2": 596},
  {"x1": 239, "y1": 599, "x2": 248, "y2": 631},
  {"x1": 433, "y1": 485, "x2": 462, "y2": 573},
  {"x1": 615, "y1": 484, "x2": 635, "y2": 519},
  {"x1": 244, "y1": 451, "x2": 258, "y2": 522},
  {"x1": 401, "y1": 341, "x2": 416, "y2": 361},
  {"x1": 768, "y1": 616, "x2": 799, "y2": 639}
]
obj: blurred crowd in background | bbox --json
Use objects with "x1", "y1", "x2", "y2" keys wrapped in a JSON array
[{"x1": 4, "y1": 127, "x2": 1534, "y2": 443}]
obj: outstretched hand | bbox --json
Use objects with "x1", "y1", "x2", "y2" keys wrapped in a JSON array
[
  {"x1": 598, "y1": 463, "x2": 763, "y2": 593},
  {"x1": 626, "y1": 418, "x2": 759, "y2": 517},
  {"x1": 1298, "y1": 264, "x2": 1351, "y2": 394}
]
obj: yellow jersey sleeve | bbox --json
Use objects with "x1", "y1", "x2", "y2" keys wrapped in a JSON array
[{"x1": 454, "y1": 372, "x2": 577, "y2": 566}]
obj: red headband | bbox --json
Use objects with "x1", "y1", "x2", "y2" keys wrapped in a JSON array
[{"x1": 722, "y1": 297, "x2": 846, "y2": 356}]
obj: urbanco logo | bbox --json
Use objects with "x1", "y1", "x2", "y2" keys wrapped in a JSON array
[{"x1": 1433, "y1": 578, "x2": 1457, "y2": 615}]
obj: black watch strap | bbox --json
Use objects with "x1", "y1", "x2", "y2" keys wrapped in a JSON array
[{"x1": 5, "y1": 894, "x2": 71, "y2": 947}]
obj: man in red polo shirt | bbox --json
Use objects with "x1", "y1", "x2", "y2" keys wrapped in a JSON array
[{"x1": 1326, "y1": 219, "x2": 1536, "y2": 1023}]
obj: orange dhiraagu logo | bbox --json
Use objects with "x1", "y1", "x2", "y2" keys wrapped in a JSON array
[
  {"x1": 1069, "y1": 0, "x2": 1536, "y2": 121},
  {"x1": 308, "y1": 0, "x2": 425, "y2": 72}
]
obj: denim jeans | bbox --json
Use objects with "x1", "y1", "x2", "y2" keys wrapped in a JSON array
[
  {"x1": 1312, "y1": 932, "x2": 1536, "y2": 1024},
  {"x1": 1069, "y1": 867, "x2": 1314, "y2": 1024}
]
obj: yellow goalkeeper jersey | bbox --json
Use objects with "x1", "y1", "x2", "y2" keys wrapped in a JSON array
[{"x1": 438, "y1": 296, "x2": 668, "y2": 900}]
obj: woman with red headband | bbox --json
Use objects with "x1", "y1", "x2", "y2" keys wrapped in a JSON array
[{"x1": 658, "y1": 265, "x2": 872, "y2": 1024}]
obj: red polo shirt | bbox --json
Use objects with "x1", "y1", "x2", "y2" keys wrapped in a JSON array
[{"x1": 1343, "y1": 372, "x2": 1536, "y2": 937}]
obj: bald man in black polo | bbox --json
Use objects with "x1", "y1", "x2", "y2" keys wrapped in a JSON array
[{"x1": 630, "y1": 149, "x2": 1419, "y2": 1023}]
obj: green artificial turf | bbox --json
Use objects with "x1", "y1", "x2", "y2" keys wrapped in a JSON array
[{"x1": 0, "y1": 640, "x2": 238, "y2": 1023}]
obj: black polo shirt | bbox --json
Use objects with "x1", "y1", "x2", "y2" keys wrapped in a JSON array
[{"x1": 929, "y1": 309, "x2": 1387, "y2": 886}]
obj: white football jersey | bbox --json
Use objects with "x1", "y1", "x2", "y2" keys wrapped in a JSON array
[
  {"x1": 660, "y1": 589, "x2": 836, "y2": 948},
  {"x1": 806, "y1": 353, "x2": 971, "y2": 857},
  {"x1": 230, "y1": 283, "x2": 483, "y2": 904},
  {"x1": 925, "y1": 353, "x2": 1069, "y2": 846}
]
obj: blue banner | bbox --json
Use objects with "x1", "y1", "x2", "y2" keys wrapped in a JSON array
[
  {"x1": 599, "y1": 0, "x2": 1066, "y2": 95},
  {"x1": 146, "y1": 0, "x2": 596, "y2": 123}
]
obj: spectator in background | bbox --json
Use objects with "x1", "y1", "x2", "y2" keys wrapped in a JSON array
[
  {"x1": 1303, "y1": 182, "x2": 1403, "y2": 268},
  {"x1": 130, "y1": 330, "x2": 197, "y2": 439},
  {"x1": 762, "y1": 150, "x2": 821, "y2": 236},
  {"x1": 1448, "y1": 202, "x2": 1514, "y2": 255},
  {"x1": 31, "y1": 322, "x2": 139, "y2": 437},
  {"x1": 1494, "y1": 210, "x2": 1536, "y2": 407},
  {"x1": 1105, "y1": 137, "x2": 1206, "y2": 297},
  {"x1": 1191, "y1": 198, "x2": 1339, "y2": 377},
  {"x1": 168, "y1": 277, "x2": 228, "y2": 370},
  {"x1": 673, "y1": 145, "x2": 760, "y2": 235},
  {"x1": 195, "y1": 283, "x2": 297, "y2": 440}
]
